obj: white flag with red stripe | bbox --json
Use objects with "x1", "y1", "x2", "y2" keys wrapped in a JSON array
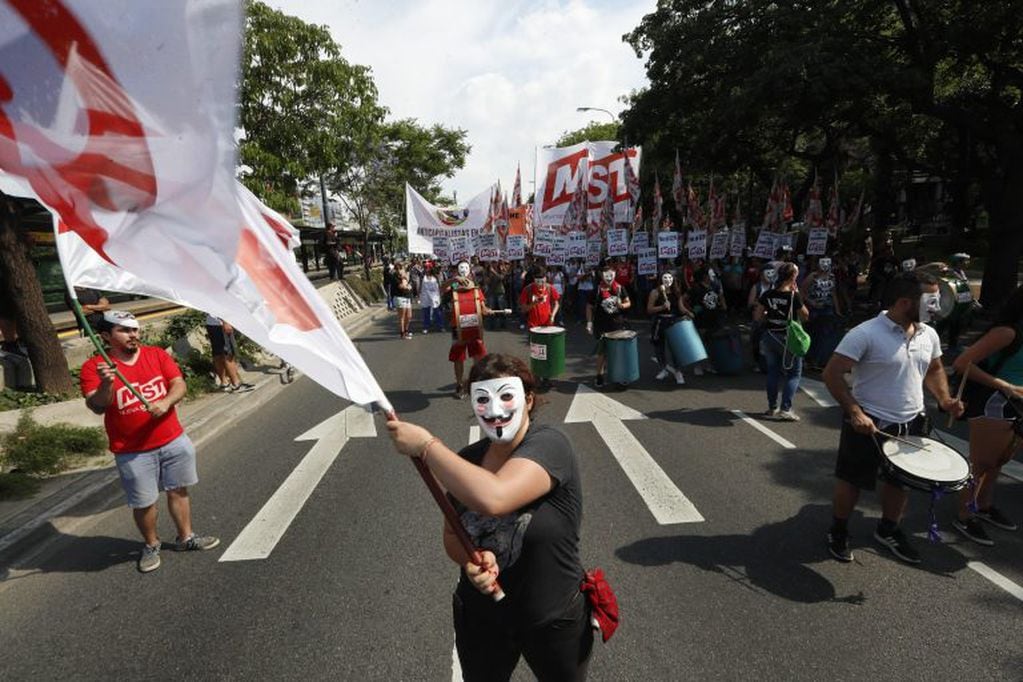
[{"x1": 0, "y1": 0, "x2": 389, "y2": 409}]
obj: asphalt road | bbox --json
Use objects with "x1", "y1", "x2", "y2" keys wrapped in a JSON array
[{"x1": 1, "y1": 310, "x2": 1021, "y2": 680}]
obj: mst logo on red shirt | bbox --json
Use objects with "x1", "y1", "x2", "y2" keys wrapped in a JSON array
[{"x1": 80, "y1": 346, "x2": 184, "y2": 454}]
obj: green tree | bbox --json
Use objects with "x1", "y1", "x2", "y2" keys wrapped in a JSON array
[
  {"x1": 326, "y1": 118, "x2": 469, "y2": 257},
  {"x1": 0, "y1": 196, "x2": 74, "y2": 395},
  {"x1": 238, "y1": 0, "x2": 385, "y2": 216},
  {"x1": 623, "y1": 0, "x2": 1023, "y2": 303},
  {"x1": 556, "y1": 121, "x2": 620, "y2": 148}
]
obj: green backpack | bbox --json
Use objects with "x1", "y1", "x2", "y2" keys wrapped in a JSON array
[{"x1": 785, "y1": 291, "x2": 811, "y2": 357}]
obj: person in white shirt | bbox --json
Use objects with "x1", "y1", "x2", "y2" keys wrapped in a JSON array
[
  {"x1": 822, "y1": 272, "x2": 963, "y2": 565},
  {"x1": 419, "y1": 264, "x2": 444, "y2": 333}
]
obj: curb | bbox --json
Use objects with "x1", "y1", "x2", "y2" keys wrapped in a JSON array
[{"x1": 0, "y1": 303, "x2": 387, "y2": 562}]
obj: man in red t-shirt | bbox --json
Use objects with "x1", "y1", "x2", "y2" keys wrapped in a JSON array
[
  {"x1": 518, "y1": 265, "x2": 561, "y2": 330},
  {"x1": 80, "y1": 310, "x2": 219, "y2": 573}
]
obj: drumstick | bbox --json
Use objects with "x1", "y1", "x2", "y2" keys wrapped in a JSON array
[
  {"x1": 881, "y1": 432, "x2": 931, "y2": 451},
  {"x1": 947, "y1": 362, "x2": 971, "y2": 428}
]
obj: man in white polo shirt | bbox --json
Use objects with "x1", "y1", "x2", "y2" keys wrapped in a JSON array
[{"x1": 822, "y1": 272, "x2": 964, "y2": 564}]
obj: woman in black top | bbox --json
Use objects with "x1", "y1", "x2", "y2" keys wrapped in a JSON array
[
  {"x1": 753, "y1": 262, "x2": 809, "y2": 420},
  {"x1": 646, "y1": 271, "x2": 693, "y2": 384},
  {"x1": 388, "y1": 354, "x2": 593, "y2": 681}
]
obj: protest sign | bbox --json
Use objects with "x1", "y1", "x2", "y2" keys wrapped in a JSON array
[
  {"x1": 658, "y1": 231, "x2": 680, "y2": 259},
  {"x1": 506, "y1": 234, "x2": 526, "y2": 260},
  {"x1": 729, "y1": 227, "x2": 746, "y2": 257},
  {"x1": 638, "y1": 248, "x2": 658, "y2": 275},
  {"x1": 687, "y1": 229, "x2": 708, "y2": 259},
  {"x1": 607, "y1": 228, "x2": 628, "y2": 257},
  {"x1": 752, "y1": 231, "x2": 777, "y2": 259}
]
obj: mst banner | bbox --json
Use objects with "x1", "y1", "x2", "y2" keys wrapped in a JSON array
[
  {"x1": 405, "y1": 183, "x2": 495, "y2": 255},
  {"x1": 533, "y1": 141, "x2": 641, "y2": 229}
]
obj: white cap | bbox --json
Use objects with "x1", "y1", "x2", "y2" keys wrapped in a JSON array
[{"x1": 102, "y1": 310, "x2": 139, "y2": 329}]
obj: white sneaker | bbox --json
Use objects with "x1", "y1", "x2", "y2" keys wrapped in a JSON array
[
  {"x1": 655, "y1": 368, "x2": 671, "y2": 380},
  {"x1": 777, "y1": 410, "x2": 800, "y2": 422},
  {"x1": 674, "y1": 370, "x2": 686, "y2": 385}
]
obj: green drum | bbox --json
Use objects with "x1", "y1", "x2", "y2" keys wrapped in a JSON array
[
  {"x1": 529, "y1": 326, "x2": 566, "y2": 378},
  {"x1": 937, "y1": 274, "x2": 974, "y2": 322}
]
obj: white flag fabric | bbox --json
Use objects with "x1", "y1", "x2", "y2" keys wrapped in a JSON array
[
  {"x1": 405, "y1": 183, "x2": 494, "y2": 255},
  {"x1": 0, "y1": 1, "x2": 390, "y2": 410},
  {"x1": 533, "y1": 141, "x2": 641, "y2": 229}
]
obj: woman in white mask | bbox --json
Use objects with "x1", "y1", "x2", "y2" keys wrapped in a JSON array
[
  {"x1": 388, "y1": 354, "x2": 597, "y2": 680},
  {"x1": 646, "y1": 271, "x2": 693, "y2": 384},
  {"x1": 586, "y1": 262, "x2": 632, "y2": 387}
]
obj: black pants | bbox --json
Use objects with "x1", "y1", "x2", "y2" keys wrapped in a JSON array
[{"x1": 453, "y1": 591, "x2": 593, "y2": 682}]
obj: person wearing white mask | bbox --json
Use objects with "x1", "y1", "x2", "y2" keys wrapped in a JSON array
[
  {"x1": 800, "y1": 256, "x2": 844, "y2": 371},
  {"x1": 387, "y1": 353, "x2": 597, "y2": 680},
  {"x1": 443, "y1": 260, "x2": 498, "y2": 398},
  {"x1": 822, "y1": 271, "x2": 963, "y2": 565},
  {"x1": 587, "y1": 263, "x2": 632, "y2": 388},
  {"x1": 646, "y1": 271, "x2": 693, "y2": 384},
  {"x1": 748, "y1": 265, "x2": 778, "y2": 373}
]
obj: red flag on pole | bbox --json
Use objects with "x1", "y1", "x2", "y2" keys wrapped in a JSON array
[
  {"x1": 512, "y1": 164, "x2": 522, "y2": 207},
  {"x1": 672, "y1": 149, "x2": 684, "y2": 210}
]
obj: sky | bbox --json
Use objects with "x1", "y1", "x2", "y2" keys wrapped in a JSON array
[{"x1": 266, "y1": 0, "x2": 653, "y2": 204}]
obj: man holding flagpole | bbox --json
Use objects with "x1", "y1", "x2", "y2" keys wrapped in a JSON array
[{"x1": 81, "y1": 311, "x2": 219, "y2": 573}]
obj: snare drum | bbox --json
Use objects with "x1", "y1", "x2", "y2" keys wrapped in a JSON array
[
  {"x1": 604, "y1": 329, "x2": 640, "y2": 384},
  {"x1": 878, "y1": 435, "x2": 971, "y2": 493},
  {"x1": 936, "y1": 274, "x2": 974, "y2": 322}
]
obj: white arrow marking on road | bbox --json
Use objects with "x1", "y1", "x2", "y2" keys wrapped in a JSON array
[
  {"x1": 731, "y1": 410, "x2": 797, "y2": 449},
  {"x1": 565, "y1": 385, "x2": 704, "y2": 524},
  {"x1": 219, "y1": 405, "x2": 376, "y2": 561},
  {"x1": 800, "y1": 378, "x2": 839, "y2": 408}
]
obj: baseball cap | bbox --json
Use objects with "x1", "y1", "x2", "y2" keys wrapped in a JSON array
[{"x1": 102, "y1": 310, "x2": 140, "y2": 329}]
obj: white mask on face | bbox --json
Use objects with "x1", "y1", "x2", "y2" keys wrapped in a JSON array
[
  {"x1": 902, "y1": 258, "x2": 917, "y2": 272},
  {"x1": 471, "y1": 377, "x2": 527, "y2": 443},
  {"x1": 919, "y1": 291, "x2": 941, "y2": 323},
  {"x1": 819, "y1": 258, "x2": 832, "y2": 272},
  {"x1": 457, "y1": 262, "x2": 471, "y2": 278},
  {"x1": 661, "y1": 273, "x2": 674, "y2": 288},
  {"x1": 602, "y1": 270, "x2": 616, "y2": 284},
  {"x1": 763, "y1": 268, "x2": 777, "y2": 284}
]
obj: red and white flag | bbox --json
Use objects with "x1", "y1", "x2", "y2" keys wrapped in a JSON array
[
  {"x1": 826, "y1": 174, "x2": 841, "y2": 235},
  {"x1": 0, "y1": 0, "x2": 389, "y2": 409},
  {"x1": 512, "y1": 164, "x2": 522, "y2": 207},
  {"x1": 805, "y1": 172, "x2": 823, "y2": 227},
  {"x1": 672, "y1": 149, "x2": 684, "y2": 210},
  {"x1": 687, "y1": 183, "x2": 705, "y2": 230},
  {"x1": 652, "y1": 172, "x2": 664, "y2": 233}
]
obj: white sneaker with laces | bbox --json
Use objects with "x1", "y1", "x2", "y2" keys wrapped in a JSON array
[
  {"x1": 674, "y1": 370, "x2": 686, "y2": 385},
  {"x1": 655, "y1": 368, "x2": 670, "y2": 380}
]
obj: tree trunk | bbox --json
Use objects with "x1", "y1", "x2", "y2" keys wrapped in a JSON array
[
  {"x1": 979, "y1": 159, "x2": 1023, "y2": 308},
  {"x1": 0, "y1": 197, "x2": 76, "y2": 395},
  {"x1": 870, "y1": 138, "x2": 897, "y2": 231}
]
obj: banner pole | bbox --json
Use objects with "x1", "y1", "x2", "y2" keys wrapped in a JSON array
[{"x1": 383, "y1": 408, "x2": 505, "y2": 601}]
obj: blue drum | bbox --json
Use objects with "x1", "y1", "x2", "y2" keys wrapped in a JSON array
[
  {"x1": 666, "y1": 319, "x2": 708, "y2": 367},
  {"x1": 708, "y1": 326, "x2": 744, "y2": 375},
  {"x1": 604, "y1": 330, "x2": 640, "y2": 384}
]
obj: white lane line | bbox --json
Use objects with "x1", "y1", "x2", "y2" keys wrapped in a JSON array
[
  {"x1": 934, "y1": 429, "x2": 1023, "y2": 483},
  {"x1": 967, "y1": 561, "x2": 1023, "y2": 603},
  {"x1": 220, "y1": 405, "x2": 375, "y2": 562},
  {"x1": 591, "y1": 414, "x2": 705, "y2": 523},
  {"x1": 799, "y1": 378, "x2": 838, "y2": 408},
  {"x1": 731, "y1": 410, "x2": 796, "y2": 450}
]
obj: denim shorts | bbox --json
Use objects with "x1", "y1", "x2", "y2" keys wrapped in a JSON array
[{"x1": 114, "y1": 434, "x2": 198, "y2": 508}]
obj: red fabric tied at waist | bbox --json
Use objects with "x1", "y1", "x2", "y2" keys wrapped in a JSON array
[{"x1": 580, "y1": 568, "x2": 619, "y2": 642}]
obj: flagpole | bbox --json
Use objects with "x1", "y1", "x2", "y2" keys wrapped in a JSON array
[
  {"x1": 67, "y1": 293, "x2": 151, "y2": 409},
  {"x1": 383, "y1": 409, "x2": 505, "y2": 601}
]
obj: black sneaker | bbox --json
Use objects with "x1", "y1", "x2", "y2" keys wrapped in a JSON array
[
  {"x1": 952, "y1": 517, "x2": 995, "y2": 546},
  {"x1": 977, "y1": 507, "x2": 1018, "y2": 531},
  {"x1": 874, "y1": 526, "x2": 922, "y2": 565},
  {"x1": 595, "y1": 374, "x2": 605, "y2": 388},
  {"x1": 827, "y1": 531, "x2": 854, "y2": 562}
]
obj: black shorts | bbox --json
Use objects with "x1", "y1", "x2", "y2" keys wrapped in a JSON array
[
  {"x1": 206, "y1": 325, "x2": 227, "y2": 356},
  {"x1": 835, "y1": 413, "x2": 930, "y2": 491},
  {"x1": 453, "y1": 590, "x2": 593, "y2": 682}
]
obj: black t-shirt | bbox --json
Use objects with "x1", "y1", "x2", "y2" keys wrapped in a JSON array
[
  {"x1": 688, "y1": 282, "x2": 725, "y2": 331},
  {"x1": 758, "y1": 288, "x2": 802, "y2": 332},
  {"x1": 589, "y1": 283, "x2": 629, "y2": 335},
  {"x1": 451, "y1": 424, "x2": 584, "y2": 628}
]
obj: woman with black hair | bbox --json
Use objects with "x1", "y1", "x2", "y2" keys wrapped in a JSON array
[
  {"x1": 754, "y1": 262, "x2": 809, "y2": 420},
  {"x1": 950, "y1": 287, "x2": 1023, "y2": 545},
  {"x1": 387, "y1": 354, "x2": 595, "y2": 681},
  {"x1": 646, "y1": 270, "x2": 693, "y2": 384}
]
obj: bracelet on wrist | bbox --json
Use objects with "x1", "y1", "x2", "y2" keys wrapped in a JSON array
[{"x1": 418, "y1": 436, "x2": 440, "y2": 461}]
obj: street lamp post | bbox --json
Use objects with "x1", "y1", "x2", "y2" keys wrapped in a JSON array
[{"x1": 576, "y1": 106, "x2": 616, "y2": 123}]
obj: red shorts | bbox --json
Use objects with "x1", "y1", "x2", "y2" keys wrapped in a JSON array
[{"x1": 449, "y1": 339, "x2": 486, "y2": 362}]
